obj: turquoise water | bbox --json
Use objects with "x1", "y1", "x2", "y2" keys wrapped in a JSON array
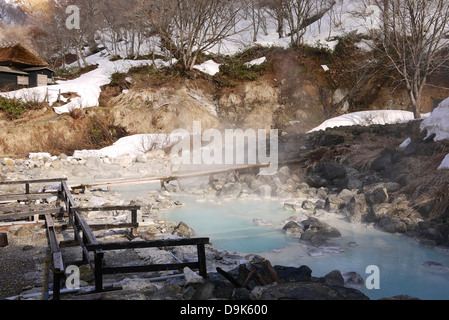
[{"x1": 160, "y1": 196, "x2": 449, "y2": 300}]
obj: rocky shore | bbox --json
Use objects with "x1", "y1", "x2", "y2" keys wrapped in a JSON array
[{"x1": 1, "y1": 120, "x2": 449, "y2": 300}]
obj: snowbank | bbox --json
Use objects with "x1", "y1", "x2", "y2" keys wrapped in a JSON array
[
  {"x1": 0, "y1": 51, "x2": 176, "y2": 115},
  {"x1": 73, "y1": 133, "x2": 187, "y2": 159},
  {"x1": 308, "y1": 110, "x2": 424, "y2": 133},
  {"x1": 420, "y1": 97, "x2": 449, "y2": 142}
]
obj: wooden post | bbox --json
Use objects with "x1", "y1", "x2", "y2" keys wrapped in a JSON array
[
  {"x1": 53, "y1": 272, "x2": 62, "y2": 300},
  {"x1": 131, "y1": 209, "x2": 138, "y2": 236},
  {"x1": 94, "y1": 252, "x2": 104, "y2": 292},
  {"x1": 197, "y1": 243, "x2": 207, "y2": 278},
  {"x1": 0, "y1": 233, "x2": 8, "y2": 247}
]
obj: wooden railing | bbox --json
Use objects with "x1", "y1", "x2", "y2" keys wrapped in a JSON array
[{"x1": 1, "y1": 178, "x2": 210, "y2": 299}]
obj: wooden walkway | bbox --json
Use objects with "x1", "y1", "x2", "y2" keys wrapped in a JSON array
[{"x1": 0, "y1": 178, "x2": 210, "y2": 300}]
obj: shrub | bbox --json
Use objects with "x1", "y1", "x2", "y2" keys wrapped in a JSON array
[{"x1": 0, "y1": 96, "x2": 40, "y2": 119}]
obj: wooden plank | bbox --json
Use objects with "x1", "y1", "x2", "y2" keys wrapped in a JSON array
[
  {"x1": 69, "y1": 163, "x2": 271, "y2": 189},
  {"x1": 101, "y1": 262, "x2": 201, "y2": 275},
  {"x1": 88, "y1": 223, "x2": 138, "y2": 231},
  {"x1": 0, "y1": 178, "x2": 67, "y2": 185},
  {"x1": 0, "y1": 192, "x2": 58, "y2": 201},
  {"x1": 85, "y1": 237, "x2": 210, "y2": 251},
  {"x1": 71, "y1": 206, "x2": 141, "y2": 212},
  {"x1": 0, "y1": 204, "x2": 57, "y2": 212},
  {"x1": 0, "y1": 208, "x2": 62, "y2": 221},
  {"x1": 216, "y1": 267, "x2": 242, "y2": 288}
]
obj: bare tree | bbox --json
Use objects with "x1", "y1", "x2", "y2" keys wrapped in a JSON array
[
  {"x1": 282, "y1": 0, "x2": 336, "y2": 47},
  {"x1": 370, "y1": 0, "x2": 449, "y2": 118},
  {"x1": 145, "y1": 0, "x2": 246, "y2": 71}
]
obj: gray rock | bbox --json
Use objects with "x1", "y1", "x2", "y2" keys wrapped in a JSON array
[
  {"x1": 116, "y1": 154, "x2": 134, "y2": 168},
  {"x1": 324, "y1": 195, "x2": 346, "y2": 212},
  {"x1": 323, "y1": 162, "x2": 347, "y2": 180},
  {"x1": 337, "y1": 189, "x2": 355, "y2": 204},
  {"x1": 370, "y1": 153, "x2": 393, "y2": 171},
  {"x1": 173, "y1": 221, "x2": 195, "y2": 238},
  {"x1": 282, "y1": 221, "x2": 304, "y2": 236},
  {"x1": 258, "y1": 282, "x2": 369, "y2": 300},
  {"x1": 378, "y1": 216, "x2": 407, "y2": 233},
  {"x1": 301, "y1": 200, "x2": 316, "y2": 211},
  {"x1": 219, "y1": 182, "x2": 242, "y2": 198},
  {"x1": 184, "y1": 267, "x2": 205, "y2": 284},
  {"x1": 343, "y1": 194, "x2": 368, "y2": 223},
  {"x1": 323, "y1": 270, "x2": 345, "y2": 287},
  {"x1": 365, "y1": 186, "x2": 389, "y2": 204},
  {"x1": 343, "y1": 272, "x2": 364, "y2": 289}
]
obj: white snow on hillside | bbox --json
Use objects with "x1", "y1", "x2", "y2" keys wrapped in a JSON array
[
  {"x1": 0, "y1": 0, "x2": 381, "y2": 115},
  {"x1": 307, "y1": 110, "x2": 429, "y2": 133},
  {"x1": 420, "y1": 97, "x2": 449, "y2": 142},
  {"x1": 73, "y1": 133, "x2": 188, "y2": 159}
]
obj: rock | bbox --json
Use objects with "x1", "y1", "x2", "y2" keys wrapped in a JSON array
[
  {"x1": 379, "y1": 295, "x2": 421, "y2": 300},
  {"x1": 370, "y1": 153, "x2": 393, "y2": 172},
  {"x1": 71, "y1": 166, "x2": 90, "y2": 177},
  {"x1": 319, "y1": 134, "x2": 345, "y2": 146},
  {"x1": 136, "y1": 153, "x2": 148, "y2": 163},
  {"x1": 85, "y1": 157, "x2": 102, "y2": 170},
  {"x1": 306, "y1": 174, "x2": 328, "y2": 188},
  {"x1": 324, "y1": 195, "x2": 346, "y2": 212},
  {"x1": 343, "y1": 272, "x2": 364, "y2": 289},
  {"x1": 421, "y1": 261, "x2": 449, "y2": 272},
  {"x1": 79, "y1": 264, "x2": 95, "y2": 282},
  {"x1": 14, "y1": 227, "x2": 31, "y2": 237},
  {"x1": 274, "y1": 265, "x2": 312, "y2": 282},
  {"x1": 145, "y1": 149, "x2": 166, "y2": 159},
  {"x1": 365, "y1": 186, "x2": 389, "y2": 204},
  {"x1": 323, "y1": 162, "x2": 347, "y2": 180},
  {"x1": 337, "y1": 189, "x2": 355, "y2": 204},
  {"x1": 283, "y1": 202, "x2": 301, "y2": 211},
  {"x1": 378, "y1": 216, "x2": 407, "y2": 233},
  {"x1": 219, "y1": 182, "x2": 242, "y2": 198},
  {"x1": 322, "y1": 270, "x2": 345, "y2": 287},
  {"x1": 300, "y1": 217, "x2": 341, "y2": 240},
  {"x1": 257, "y1": 185, "x2": 272, "y2": 199},
  {"x1": 184, "y1": 267, "x2": 205, "y2": 284},
  {"x1": 347, "y1": 177, "x2": 363, "y2": 190},
  {"x1": 173, "y1": 221, "x2": 195, "y2": 238},
  {"x1": 367, "y1": 203, "x2": 397, "y2": 222},
  {"x1": 343, "y1": 194, "x2": 368, "y2": 223},
  {"x1": 282, "y1": 221, "x2": 304, "y2": 237},
  {"x1": 191, "y1": 275, "x2": 234, "y2": 300},
  {"x1": 258, "y1": 282, "x2": 369, "y2": 300},
  {"x1": 116, "y1": 154, "x2": 134, "y2": 168},
  {"x1": 50, "y1": 160, "x2": 63, "y2": 170},
  {"x1": 301, "y1": 200, "x2": 316, "y2": 211},
  {"x1": 308, "y1": 248, "x2": 324, "y2": 257}
]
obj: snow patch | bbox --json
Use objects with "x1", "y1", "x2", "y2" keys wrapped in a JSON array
[
  {"x1": 420, "y1": 97, "x2": 449, "y2": 142},
  {"x1": 308, "y1": 110, "x2": 424, "y2": 133},
  {"x1": 193, "y1": 60, "x2": 221, "y2": 76}
]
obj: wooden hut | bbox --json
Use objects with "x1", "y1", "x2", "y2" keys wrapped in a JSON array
[{"x1": 0, "y1": 44, "x2": 54, "y2": 90}]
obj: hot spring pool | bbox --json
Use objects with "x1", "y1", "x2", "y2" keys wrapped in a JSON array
[{"x1": 160, "y1": 196, "x2": 449, "y2": 300}]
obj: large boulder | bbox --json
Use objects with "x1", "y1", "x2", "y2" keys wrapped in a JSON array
[
  {"x1": 282, "y1": 221, "x2": 304, "y2": 237},
  {"x1": 219, "y1": 182, "x2": 242, "y2": 198},
  {"x1": 378, "y1": 216, "x2": 407, "y2": 233},
  {"x1": 299, "y1": 217, "x2": 341, "y2": 246},
  {"x1": 256, "y1": 282, "x2": 370, "y2": 300},
  {"x1": 343, "y1": 194, "x2": 369, "y2": 223}
]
